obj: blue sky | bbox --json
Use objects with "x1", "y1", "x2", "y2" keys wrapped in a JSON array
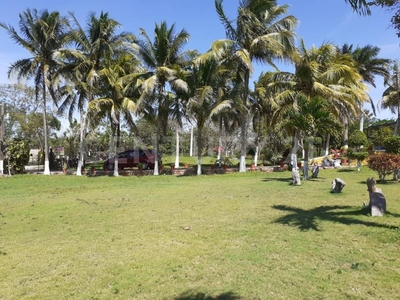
[{"x1": 0, "y1": 0, "x2": 399, "y2": 120}]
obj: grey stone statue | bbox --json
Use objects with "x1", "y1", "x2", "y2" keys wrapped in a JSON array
[
  {"x1": 364, "y1": 177, "x2": 386, "y2": 217},
  {"x1": 331, "y1": 178, "x2": 345, "y2": 193}
]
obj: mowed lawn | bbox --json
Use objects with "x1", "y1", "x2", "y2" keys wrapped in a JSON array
[{"x1": 0, "y1": 168, "x2": 399, "y2": 299}]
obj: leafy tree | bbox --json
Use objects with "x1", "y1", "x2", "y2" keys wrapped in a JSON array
[
  {"x1": 348, "y1": 130, "x2": 369, "y2": 150},
  {"x1": 0, "y1": 9, "x2": 70, "y2": 175},
  {"x1": 348, "y1": 129, "x2": 369, "y2": 171}
]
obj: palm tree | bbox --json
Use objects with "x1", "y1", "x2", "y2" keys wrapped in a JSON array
[
  {"x1": 89, "y1": 52, "x2": 140, "y2": 176},
  {"x1": 213, "y1": 0, "x2": 297, "y2": 172},
  {"x1": 135, "y1": 21, "x2": 190, "y2": 175},
  {"x1": 186, "y1": 55, "x2": 233, "y2": 175},
  {"x1": 340, "y1": 44, "x2": 390, "y2": 131},
  {"x1": 57, "y1": 11, "x2": 134, "y2": 175},
  {"x1": 380, "y1": 60, "x2": 400, "y2": 135},
  {"x1": 260, "y1": 41, "x2": 369, "y2": 171},
  {"x1": 284, "y1": 96, "x2": 339, "y2": 179},
  {"x1": 345, "y1": 0, "x2": 371, "y2": 15},
  {"x1": 0, "y1": 9, "x2": 70, "y2": 175}
]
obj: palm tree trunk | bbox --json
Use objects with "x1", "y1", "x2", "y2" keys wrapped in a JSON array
[
  {"x1": 303, "y1": 136, "x2": 310, "y2": 180},
  {"x1": 113, "y1": 122, "x2": 120, "y2": 177},
  {"x1": 239, "y1": 110, "x2": 247, "y2": 172},
  {"x1": 42, "y1": 76, "x2": 50, "y2": 175},
  {"x1": 153, "y1": 117, "x2": 160, "y2": 176},
  {"x1": 197, "y1": 127, "x2": 202, "y2": 175},
  {"x1": 290, "y1": 128, "x2": 301, "y2": 168},
  {"x1": 324, "y1": 133, "x2": 331, "y2": 156},
  {"x1": 174, "y1": 125, "x2": 180, "y2": 168},
  {"x1": 76, "y1": 111, "x2": 86, "y2": 176},
  {"x1": 343, "y1": 116, "x2": 349, "y2": 148},
  {"x1": 217, "y1": 117, "x2": 222, "y2": 161}
]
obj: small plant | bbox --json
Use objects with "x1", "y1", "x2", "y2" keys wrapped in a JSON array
[{"x1": 137, "y1": 163, "x2": 143, "y2": 170}]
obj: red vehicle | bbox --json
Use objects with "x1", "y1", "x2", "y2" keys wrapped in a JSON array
[{"x1": 103, "y1": 149, "x2": 161, "y2": 170}]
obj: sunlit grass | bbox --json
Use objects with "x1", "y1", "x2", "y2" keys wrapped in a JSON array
[{"x1": 0, "y1": 167, "x2": 399, "y2": 299}]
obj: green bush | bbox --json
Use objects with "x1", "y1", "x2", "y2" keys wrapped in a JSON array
[
  {"x1": 347, "y1": 149, "x2": 369, "y2": 162},
  {"x1": 383, "y1": 136, "x2": 400, "y2": 154},
  {"x1": 348, "y1": 130, "x2": 368, "y2": 149},
  {"x1": 4, "y1": 139, "x2": 30, "y2": 174}
]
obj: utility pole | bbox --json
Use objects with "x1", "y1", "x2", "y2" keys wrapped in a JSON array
[{"x1": 0, "y1": 102, "x2": 5, "y2": 175}]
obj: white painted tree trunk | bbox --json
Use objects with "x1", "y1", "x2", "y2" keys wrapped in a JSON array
[
  {"x1": 290, "y1": 129, "x2": 301, "y2": 168},
  {"x1": 175, "y1": 126, "x2": 180, "y2": 168},
  {"x1": 189, "y1": 126, "x2": 193, "y2": 157},
  {"x1": 76, "y1": 111, "x2": 87, "y2": 176},
  {"x1": 324, "y1": 133, "x2": 331, "y2": 156},
  {"x1": 254, "y1": 144, "x2": 259, "y2": 167},
  {"x1": 239, "y1": 111, "x2": 247, "y2": 172}
]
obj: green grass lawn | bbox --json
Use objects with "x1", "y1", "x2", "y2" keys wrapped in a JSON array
[{"x1": 0, "y1": 168, "x2": 399, "y2": 299}]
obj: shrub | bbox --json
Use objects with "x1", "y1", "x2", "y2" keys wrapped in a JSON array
[
  {"x1": 4, "y1": 139, "x2": 30, "y2": 174},
  {"x1": 367, "y1": 153, "x2": 400, "y2": 181},
  {"x1": 347, "y1": 149, "x2": 369, "y2": 162},
  {"x1": 348, "y1": 130, "x2": 368, "y2": 150},
  {"x1": 383, "y1": 136, "x2": 400, "y2": 154}
]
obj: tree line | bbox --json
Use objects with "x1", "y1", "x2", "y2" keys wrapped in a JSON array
[{"x1": 0, "y1": 0, "x2": 398, "y2": 177}]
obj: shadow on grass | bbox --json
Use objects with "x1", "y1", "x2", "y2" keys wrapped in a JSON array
[
  {"x1": 262, "y1": 177, "x2": 292, "y2": 183},
  {"x1": 272, "y1": 205, "x2": 399, "y2": 231},
  {"x1": 338, "y1": 169, "x2": 356, "y2": 173},
  {"x1": 174, "y1": 291, "x2": 241, "y2": 300}
]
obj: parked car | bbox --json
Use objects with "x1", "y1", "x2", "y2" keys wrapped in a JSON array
[{"x1": 103, "y1": 149, "x2": 161, "y2": 171}]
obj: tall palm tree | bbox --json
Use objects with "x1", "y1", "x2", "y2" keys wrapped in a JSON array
[
  {"x1": 340, "y1": 44, "x2": 390, "y2": 131},
  {"x1": 380, "y1": 60, "x2": 400, "y2": 135},
  {"x1": 0, "y1": 9, "x2": 70, "y2": 175},
  {"x1": 186, "y1": 55, "x2": 233, "y2": 175},
  {"x1": 135, "y1": 21, "x2": 190, "y2": 175},
  {"x1": 57, "y1": 11, "x2": 134, "y2": 175},
  {"x1": 260, "y1": 41, "x2": 369, "y2": 170},
  {"x1": 89, "y1": 52, "x2": 140, "y2": 176},
  {"x1": 213, "y1": 0, "x2": 297, "y2": 172}
]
